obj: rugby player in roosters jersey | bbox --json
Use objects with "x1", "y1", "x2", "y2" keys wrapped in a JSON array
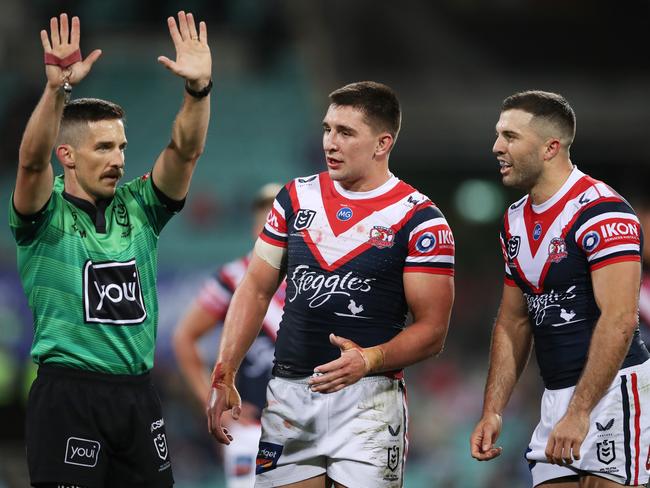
[
  {"x1": 207, "y1": 81, "x2": 454, "y2": 488},
  {"x1": 470, "y1": 91, "x2": 650, "y2": 488}
]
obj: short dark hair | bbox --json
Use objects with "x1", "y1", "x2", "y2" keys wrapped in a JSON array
[
  {"x1": 58, "y1": 98, "x2": 125, "y2": 146},
  {"x1": 502, "y1": 90, "x2": 576, "y2": 145},
  {"x1": 328, "y1": 81, "x2": 401, "y2": 138}
]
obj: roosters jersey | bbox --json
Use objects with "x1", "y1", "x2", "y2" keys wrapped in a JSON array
[
  {"x1": 501, "y1": 167, "x2": 648, "y2": 389},
  {"x1": 260, "y1": 172, "x2": 454, "y2": 377},
  {"x1": 197, "y1": 254, "x2": 286, "y2": 410}
]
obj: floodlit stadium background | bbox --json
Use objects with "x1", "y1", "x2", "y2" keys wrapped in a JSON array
[{"x1": 1, "y1": 1, "x2": 649, "y2": 486}]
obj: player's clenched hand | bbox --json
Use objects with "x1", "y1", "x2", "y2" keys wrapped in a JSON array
[
  {"x1": 545, "y1": 410, "x2": 589, "y2": 465},
  {"x1": 308, "y1": 333, "x2": 384, "y2": 393},
  {"x1": 206, "y1": 362, "x2": 242, "y2": 444},
  {"x1": 470, "y1": 413, "x2": 503, "y2": 461}
]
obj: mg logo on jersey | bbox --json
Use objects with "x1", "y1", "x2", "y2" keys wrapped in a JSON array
[
  {"x1": 336, "y1": 207, "x2": 353, "y2": 221},
  {"x1": 294, "y1": 209, "x2": 316, "y2": 230},
  {"x1": 64, "y1": 437, "x2": 101, "y2": 468},
  {"x1": 83, "y1": 259, "x2": 147, "y2": 325},
  {"x1": 596, "y1": 440, "x2": 616, "y2": 465},
  {"x1": 507, "y1": 236, "x2": 520, "y2": 260}
]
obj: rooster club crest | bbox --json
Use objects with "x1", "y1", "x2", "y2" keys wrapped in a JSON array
[
  {"x1": 369, "y1": 226, "x2": 395, "y2": 249},
  {"x1": 507, "y1": 236, "x2": 520, "y2": 260},
  {"x1": 547, "y1": 237, "x2": 568, "y2": 263}
]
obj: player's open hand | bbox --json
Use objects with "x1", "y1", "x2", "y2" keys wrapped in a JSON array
[
  {"x1": 545, "y1": 410, "x2": 589, "y2": 465},
  {"x1": 158, "y1": 11, "x2": 211, "y2": 88},
  {"x1": 308, "y1": 334, "x2": 373, "y2": 393},
  {"x1": 41, "y1": 13, "x2": 102, "y2": 88},
  {"x1": 206, "y1": 362, "x2": 242, "y2": 444},
  {"x1": 470, "y1": 413, "x2": 503, "y2": 461}
]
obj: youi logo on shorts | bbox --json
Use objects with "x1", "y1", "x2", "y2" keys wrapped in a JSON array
[
  {"x1": 64, "y1": 437, "x2": 101, "y2": 468},
  {"x1": 288, "y1": 265, "x2": 374, "y2": 308},
  {"x1": 83, "y1": 259, "x2": 147, "y2": 325}
]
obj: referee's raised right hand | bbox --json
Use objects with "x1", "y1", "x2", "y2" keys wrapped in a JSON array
[{"x1": 41, "y1": 13, "x2": 101, "y2": 88}]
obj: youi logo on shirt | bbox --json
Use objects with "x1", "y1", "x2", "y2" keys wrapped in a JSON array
[
  {"x1": 83, "y1": 259, "x2": 147, "y2": 325},
  {"x1": 288, "y1": 265, "x2": 374, "y2": 308}
]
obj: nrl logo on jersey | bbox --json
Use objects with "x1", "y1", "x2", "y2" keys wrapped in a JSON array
[
  {"x1": 83, "y1": 259, "x2": 147, "y2": 325},
  {"x1": 507, "y1": 236, "x2": 520, "y2": 260},
  {"x1": 294, "y1": 209, "x2": 316, "y2": 230}
]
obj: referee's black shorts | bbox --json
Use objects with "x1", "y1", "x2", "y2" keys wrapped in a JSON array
[{"x1": 26, "y1": 364, "x2": 174, "y2": 488}]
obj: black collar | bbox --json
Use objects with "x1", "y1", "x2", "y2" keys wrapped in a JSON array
[{"x1": 62, "y1": 191, "x2": 113, "y2": 234}]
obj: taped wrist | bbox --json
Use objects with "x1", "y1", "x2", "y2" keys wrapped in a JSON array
[{"x1": 360, "y1": 346, "x2": 385, "y2": 374}]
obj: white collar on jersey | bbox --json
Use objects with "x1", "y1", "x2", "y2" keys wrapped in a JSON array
[
  {"x1": 332, "y1": 172, "x2": 400, "y2": 200},
  {"x1": 531, "y1": 165, "x2": 584, "y2": 214}
]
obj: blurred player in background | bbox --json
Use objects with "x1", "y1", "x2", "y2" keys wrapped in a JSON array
[
  {"x1": 173, "y1": 183, "x2": 285, "y2": 488},
  {"x1": 207, "y1": 81, "x2": 454, "y2": 488},
  {"x1": 471, "y1": 91, "x2": 649, "y2": 487},
  {"x1": 9, "y1": 11, "x2": 211, "y2": 488}
]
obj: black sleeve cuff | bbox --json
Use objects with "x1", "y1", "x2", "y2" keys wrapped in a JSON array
[
  {"x1": 12, "y1": 195, "x2": 51, "y2": 222},
  {"x1": 150, "y1": 175, "x2": 186, "y2": 213}
]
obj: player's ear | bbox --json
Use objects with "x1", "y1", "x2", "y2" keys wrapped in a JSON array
[
  {"x1": 374, "y1": 133, "x2": 394, "y2": 158},
  {"x1": 55, "y1": 144, "x2": 76, "y2": 169},
  {"x1": 543, "y1": 138, "x2": 561, "y2": 161}
]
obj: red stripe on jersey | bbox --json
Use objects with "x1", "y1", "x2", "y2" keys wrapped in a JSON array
[
  {"x1": 404, "y1": 267, "x2": 454, "y2": 276},
  {"x1": 589, "y1": 254, "x2": 640, "y2": 272},
  {"x1": 504, "y1": 276, "x2": 517, "y2": 287}
]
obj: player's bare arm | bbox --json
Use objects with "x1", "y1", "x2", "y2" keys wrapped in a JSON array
[
  {"x1": 309, "y1": 272, "x2": 454, "y2": 393},
  {"x1": 470, "y1": 283, "x2": 532, "y2": 461},
  {"x1": 152, "y1": 11, "x2": 211, "y2": 200},
  {"x1": 206, "y1": 253, "x2": 283, "y2": 444},
  {"x1": 173, "y1": 301, "x2": 221, "y2": 408},
  {"x1": 14, "y1": 13, "x2": 101, "y2": 215},
  {"x1": 545, "y1": 260, "x2": 641, "y2": 466}
]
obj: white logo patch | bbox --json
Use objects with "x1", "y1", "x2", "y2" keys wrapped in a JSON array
[
  {"x1": 83, "y1": 259, "x2": 147, "y2": 325},
  {"x1": 64, "y1": 437, "x2": 101, "y2": 467}
]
